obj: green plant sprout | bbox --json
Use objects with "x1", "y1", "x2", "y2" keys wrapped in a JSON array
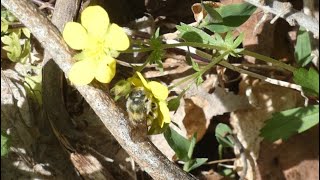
[{"x1": 1, "y1": 7, "x2": 31, "y2": 63}]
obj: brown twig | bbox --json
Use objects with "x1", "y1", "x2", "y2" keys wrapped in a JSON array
[
  {"x1": 245, "y1": 0, "x2": 319, "y2": 38},
  {"x1": 206, "y1": 158, "x2": 237, "y2": 165},
  {"x1": 31, "y1": 0, "x2": 54, "y2": 10},
  {"x1": 1, "y1": 0, "x2": 195, "y2": 179}
]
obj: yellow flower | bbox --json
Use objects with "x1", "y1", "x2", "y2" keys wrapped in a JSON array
[
  {"x1": 63, "y1": 6, "x2": 129, "y2": 85},
  {"x1": 129, "y1": 72, "x2": 170, "y2": 127}
]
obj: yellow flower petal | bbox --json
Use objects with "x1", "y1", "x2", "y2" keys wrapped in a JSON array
[
  {"x1": 136, "y1": 72, "x2": 150, "y2": 89},
  {"x1": 105, "y1": 23, "x2": 129, "y2": 51},
  {"x1": 63, "y1": 22, "x2": 88, "y2": 50},
  {"x1": 81, "y1": 6, "x2": 109, "y2": 38},
  {"x1": 68, "y1": 60, "x2": 96, "y2": 85},
  {"x1": 148, "y1": 81, "x2": 168, "y2": 100},
  {"x1": 95, "y1": 56, "x2": 116, "y2": 83},
  {"x1": 128, "y1": 77, "x2": 144, "y2": 87},
  {"x1": 159, "y1": 101, "x2": 170, "y2": 127}
]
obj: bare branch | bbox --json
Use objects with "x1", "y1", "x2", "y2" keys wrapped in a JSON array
[
  {"x1": 1, "y1": 0, "x2": 195, "y2": 179},
  {"x1": 245, "y1": 0, "x2": 319, "y2": 38}
]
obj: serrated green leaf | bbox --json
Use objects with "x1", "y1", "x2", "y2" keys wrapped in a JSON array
[
  {"x1": 293, "y1": 68, "x2": 319, "y2": 97},
  {"x1": 215, "y1": 123, "x2": 234, "y2": 147},
  {"x1": 232, "y1": 33, "x2": 244, "y2": 48},
  {"x1": 149, "y1": 49, "x2": 165, "y2": 71},
  {"x1": 1, "y1": 131, "x2": 10, "y2": 157},
  {"x1": 260, "y1": 105, "x2": 319, "y2": 142},
  {"x1": 295, "y1": 27, "x2": 312, "y2": 67},
  {"x1": 185, "y1": 158, "x2": 208, "y2": 172},
  {"x1": 225, "y1": 31, "x2": 234, "y2": 46},
  {"x1": 204, "y1": 2, "x2": 257, "y2": 33},
  {"x1": 163, "y1": 127, "x2": 191, "y2": 161},
  {"x1": 213, "y1": 33, "x2": 224, "y2": 45}
]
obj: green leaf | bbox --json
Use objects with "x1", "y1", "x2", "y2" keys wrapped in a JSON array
[
  {"x1": 295, "y1": 27, "x2": 312, "y2": 67},
  {"x1": 149, "y1": 49, "x2": 165, "y2": 72},
  {"x1": 148, "y1": 122, "x2": 169, "y2": 135},
  {"x1": 191, "y1": 58, "x2": 200, "y2": 72},
  {"x1": 232, "y1": 32, "x2": 244, "y2": 49},
  {"x1": 220, "y1": 168, "x2": 236, "y2": 178},
  {"x1": 163, "y1": 127, "x2": 191, "y2": 161},
  {"x1": 1, "y1": 35, "x2": 12, "y2": 45},
  {"x1": 22, "y1": 28, "x2": 31, "y2": 38},
  {"x1": 293, "y1": 68, "x2": 319, "y2": 97},
  {"x1": 187, "y1": 133, "x2": 197, "y2": 159},
  {"x1": 154, "y1": 27, "x2": 160, "y2": 38},
  {"x1": 195, "y1": 75, "x2": 204, "y2": 86},
  {"x1": 1, "y1": 18, "x2": 9, "y2": 33},
  {"x1": 183, "y1": 133, "x2": 207, "y2": 172},
  {"x1": 260, "y1": 105, "x2": 319, "y2": 142},
  {"x1": 110, "y1": 80, "x2": 131, "y2": 101},
  {"x1": 204, "y1": 2, "x2": 257, "y2": 33},
  {"x1": 202, "y1": 2, "x2": 223, "y2": 23},
  {"x1": 20, "y1": 39, "x2": 31, "y2": 64},
  {"x1": 215, "y1": 123, "x2": 234, "y2": 147},
  {"x1": 224, "y1": 31, "x2": 234, "y2": 46},
  {"x1": 1, "y1": 131, "x2": 10, "y2": 157},
  {"x1": 24, "y1": 74, "x2": 42, "y2": 105},
  {"x1": 168, "y1": 97, "x2": 181, "y2": 112},
  {"x1": 176, "y1": 23, "x2": 216, "y2": 44},
  {"x1": 185, "y1": 158, "x2": 208, "y2": 172}
]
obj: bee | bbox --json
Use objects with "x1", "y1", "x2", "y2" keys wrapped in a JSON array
[{"x1": 126, "y1": 87, "x2": 158, "y2": 127}]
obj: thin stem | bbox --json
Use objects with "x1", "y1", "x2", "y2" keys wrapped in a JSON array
[
  {"x1": 161, "y1": 42, "x2": 225, "y2": 51},
  {"x1": 241, "y1": 50, "x2": 296, "y2": 72},
  {"x1": 168, "y1": 72, "x2": 200, "y2": 90},
  {"x1": 206, "y1": 158, "x2": 237, "y2": 165},
  {"x1": 168, "y1": 51, "x2": 230, "y2": 90},
  {"x1": 123, "y1": 41, "x2": 226, "y2": 53},
  {"x1": 122, "y1": 47, "x2": 153, "y2": 53}
]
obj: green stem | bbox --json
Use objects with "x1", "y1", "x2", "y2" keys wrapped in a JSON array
[
  {"x1": 122, "y1": 47, "x2": 153, "y2": 53},
  {"x1": 200, "y1": 51, "x2": 230, "y2": 73},
  {"x1": 123, "y1": 41, "x2": 227, "y2": 53},
  {"x1": 169, "y1": 51, "x2": 230, "y2": 90},
  {"x1": 241, "y1": 50, "x2": 296, "y2": 72},
  {"x1": 161, "y1": 42, "x2": 226, "y2": 51},
  {"x1": 168, "y1": 72, "x2": 200, "y2": 90}
]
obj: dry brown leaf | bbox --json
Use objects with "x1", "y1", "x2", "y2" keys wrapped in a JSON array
[
  {"x1": 230, "y1": 75, "x2": 305, "y2": 180},
  {"x1": 191, "y1": 2, "x2": 221, "y2": 22},
  {"x1": 171, "y1": 75, "x2": 251, "y2": 141}
]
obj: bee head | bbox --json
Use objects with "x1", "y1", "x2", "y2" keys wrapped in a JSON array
[{"x1": 129, "y1": 88, "x2": 146, "y2": 104}]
